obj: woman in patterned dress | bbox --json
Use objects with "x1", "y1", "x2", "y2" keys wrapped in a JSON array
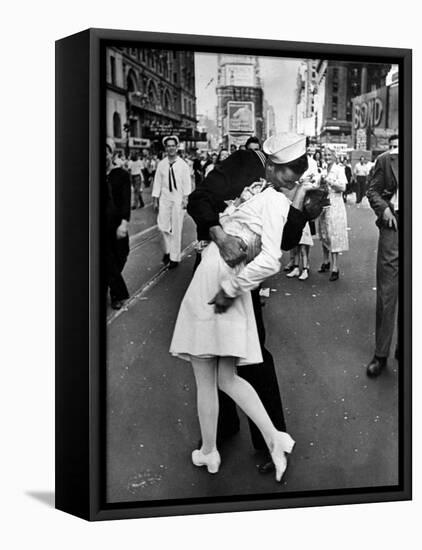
[{"x1": 318, "y1": 147, "x2": 349, "y2": 281}]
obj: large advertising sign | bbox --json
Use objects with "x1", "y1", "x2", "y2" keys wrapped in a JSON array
[
  {"x1": 352, "y1": 87, "x2": 388, "y2": 131},
  {"x1": 227, "y1": 101, "x2": 255, "y2": 133},
  {"x1": 351, "y1": 86, "x2": 397, "y2": 150},
  {"x1": 224, "y1": 64, "x2": 254, "y2": 87}
]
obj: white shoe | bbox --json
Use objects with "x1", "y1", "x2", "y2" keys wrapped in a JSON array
[
  {"x1": 192, "y1": 449, "x2": 221, "y2": 474},
  {"x1": 270, "y1": 432, "x2": 295, "y2": 482},
  {"x1": 298, "y1": 268, "x2": 309, "y2": 280},
  {"x1": 286, "y1": 267, "x2": 300, "y2": 278}
]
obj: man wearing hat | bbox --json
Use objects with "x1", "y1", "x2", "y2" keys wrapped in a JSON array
[
  {"x1": 188, "y1": 132, "x2": 318, "y2": 472},
  {"x1": 152, "y1": 136, "x2": 192, "y2": 269},
  {"x1": 106, "y1": 137, "x2": 132, "y2": 310}
]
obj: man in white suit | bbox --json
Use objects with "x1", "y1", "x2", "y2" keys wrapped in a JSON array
[{"x1": 152, "y1": 135, "x2": 192, "y2": 269}]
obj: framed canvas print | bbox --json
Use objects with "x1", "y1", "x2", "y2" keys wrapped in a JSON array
[{"x1": 55, "y1": 28, "x2": 412, "y2": 521}]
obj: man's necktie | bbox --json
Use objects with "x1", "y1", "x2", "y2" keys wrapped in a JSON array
[{"x1": 169, "y1": 163, "x2": 177, "y2": 192}]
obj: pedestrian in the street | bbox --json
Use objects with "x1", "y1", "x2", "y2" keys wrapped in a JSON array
[
  {"x1": 245, "y1": 136, "x2": 261, "y2": 151},
  {"x1": 230, "y1": 143, "x2": 237, "y2": 154},
  {"x1": 204, "y1": 152, "x2": 218, "y2": 177},
  {"x1": 171, "y1": 134, "x2": 316, "y2": 481},
  {"x1": 113, "y1": 151, "x2": 126, "y2": 168},
  {"x1": 318, "y1": 146, "x2": 349, "y2": 281},
  {"x1": 286, "y1": 148, "x2": 321, "y2": 281},
  {"x1": 342, "y1": 156, "x2": 353, "y2": 203},
  {"x1": 106, "y1": 138, "x2": 132, "y2": 310},
  {"x1": 186, "y1": 133, "x2": 320, "y2": 475},
  {"x1": 216, "y1": 148, "x2": 229, "y2": 166},
  {"x1": 128, "y1": 153, "x2": 145, "y2": 209},
  {"x1": 144, "y1": 154, "x2": 157, "y2": 188},
  {"x1": 365, "y1": 134, "x2": 399, "y2": 377},
  {"x1": 354, "y1": 155, "x2": 369, "y2": 204},
  {"x1": 313, "y1": 150, "x2": 323, "y2": 169},
  {"x1": 192, "y1": 150, "x2": 205, "y2": 187},
  {"x1": 152, "y1": 135, "x2": 192, "y2": 269}
]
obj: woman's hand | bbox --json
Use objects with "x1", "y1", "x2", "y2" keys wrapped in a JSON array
[
  {"x1": 153, "y1": 197, "x2": 159, "y2": 213},
  {"x1": 208, "y1": 289, "x2": 235, "y2": 313},
  {"x1": 290, "y1": 178, "x2": 316, "y2": 210}
]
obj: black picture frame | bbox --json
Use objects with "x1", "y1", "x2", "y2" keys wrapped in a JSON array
[{"x1": 55, "y1": 28, "x2": 412, "y2": 521}]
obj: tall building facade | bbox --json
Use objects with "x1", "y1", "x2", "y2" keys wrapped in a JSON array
[
  {"x1": 216, "y1": 55, "x2": 264, "y2": 149},
  {"x1": 197, "y1": 114, "x2": 219, "y2": 150},
  {"x1": 295, "y1": 59, "x2": 390, "y2": 151},
  {"x1": 106, "y1": 46, "x2": 202, "y2": 153},
  {"x1": 314, "y1": 60, "x2": 391, "y2": 148},
  {"x1": 263, "y1": 99, "x2": 277, "y2": 138},
  {"x1": 295, "y1": 60, "x2": 319, "y2": 138}
]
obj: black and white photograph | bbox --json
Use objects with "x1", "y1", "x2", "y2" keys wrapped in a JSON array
[
  {"x1": 104, "y1": 44, "x2": 403, "y2": 505},
  {"x1": 3, "y1": 0, "x2": 421, "y2": 542}
]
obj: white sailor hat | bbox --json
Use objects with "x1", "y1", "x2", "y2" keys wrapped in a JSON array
[
  {"x1": 263, "y1": 133, "x2": 307, "y2": 164},
  {"x1": 162, "y1": 135, "x2": 180, "y2": 147}
]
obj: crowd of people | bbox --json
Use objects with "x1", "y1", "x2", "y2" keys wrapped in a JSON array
[{"x1": 106, "y1": 130, "x2": 399, "y2": 482}]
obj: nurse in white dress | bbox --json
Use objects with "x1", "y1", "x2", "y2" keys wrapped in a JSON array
[{"x1": 170, "y1": 171, "x2": 299, "y2": 481}]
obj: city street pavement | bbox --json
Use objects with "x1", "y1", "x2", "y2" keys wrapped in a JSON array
[{"x1": 106, "y1": 195, "x2": 399, "y2": 504}]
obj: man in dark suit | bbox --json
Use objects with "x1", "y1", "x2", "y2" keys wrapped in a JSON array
[
  {"x1": 106, "y1": 138, "x2": 132, "y2": 310},
  {"x1": 366, "y1": 134, "x2": 399, "y2": 377},
  {"x1": 188, "y1": 133, "x2": 317, "y2": 472}
]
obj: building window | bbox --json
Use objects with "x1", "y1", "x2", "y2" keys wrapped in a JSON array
[
  {"x1": 346, "y1": 102, "x2": 352, "y2": 121},
  {"x1": 147, "y1": 80, "x2": 158, "y2": 105},
  {"x1": 110, "y1": 56, "x2": 116, "y2": 85},
  {"x1": 113, "y1": 112, "x2": 122, "y2": 138},
  {"x1": 332, "y1": 96, "x2": 338, "y2": 119},
  {"x1": 141, "y1": 49, "x2": 146, "y2": 62},
  {"x1": 333, "y1": 68, "x2": 339, "y2": 81},
  {"x1": 174, "y1": 72, "x2": 178, "y2": 84},
  {"x1": 164, "y1": 90, "x2": 171, "y2": 111},
  {"x1": 332, "y1": 81, "x2": 338, "y2": 93},
  {"x1": 127, "y1": 71, "x2": 137, "y2": 93}
]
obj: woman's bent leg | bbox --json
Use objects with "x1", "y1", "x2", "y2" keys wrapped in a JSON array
[
  {"x1": 191, "y1": 357, "x2": 218, "y2": 455},
  {"x1": 217, "y1": 357, "x2": 276, "y2": 449},
  {"x1": 217, "y1": 357, "x2": 294, "y2": 481},
  {"x1": 300, "y1": 244, "x2": 310, "y2": 269}
]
